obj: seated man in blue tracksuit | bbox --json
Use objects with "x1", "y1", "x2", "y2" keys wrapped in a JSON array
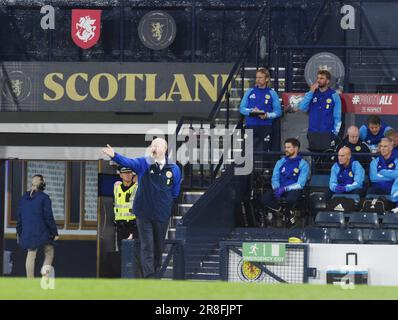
[
  {"x1": 261, "y1": 138, "x2": 309, "y2": 227},
  {"x1": 298, "y1": 69, "x2": 342, "y2": 151},
  {"x1": 359, "y1": 115, "x2": 393, "y2": 153},
  {"x1": 240, "y1": 67, "x2": 282, "y2": 153},
  {"x1": 369, "y1": 138, "x2": 398, "y2": 202},
  {"x1": 329, "y1": 147, "x2": 365, "y2": 198},
  {"x1": 102, "y1": 138, "x2": 182, "y2": 278}
]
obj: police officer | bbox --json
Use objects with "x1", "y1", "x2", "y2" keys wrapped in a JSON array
[
  {"x1": 114, "y1": 167, "x2": 139, "y2": 251},
  {"x1": 103, "y1": 138, "x2": 181, "y2": 278},
  {"x1": 329, "y1": 147, "x2": 365, "y2": 197},
  {"x1": 298, "y1": 69, "x2": 342, "y2": 151}
]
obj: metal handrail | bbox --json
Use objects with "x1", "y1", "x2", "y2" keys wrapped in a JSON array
[{"x1": 174, "y1": 6, "x2": 268, "y2": 136}]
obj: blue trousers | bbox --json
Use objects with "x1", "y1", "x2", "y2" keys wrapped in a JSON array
[{"x1": 136, "y1": 217, "x2": 169, "y2": 278}]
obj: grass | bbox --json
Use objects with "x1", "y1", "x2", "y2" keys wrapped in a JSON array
[{"x1": 1, "y1": 278, "x2": 398, "y2": 300}]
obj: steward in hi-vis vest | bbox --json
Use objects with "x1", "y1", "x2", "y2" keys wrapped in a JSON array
[{"x1": 113, "y1": 167, "x2": 139, "y2": 251}]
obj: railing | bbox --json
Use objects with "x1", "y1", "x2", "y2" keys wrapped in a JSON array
[
  {"x1": 174, "y1": 6, "x2": 268, "y2": 188},
  {"x1": 176, "y1": 164, "x2": 249, "y2": 277}
]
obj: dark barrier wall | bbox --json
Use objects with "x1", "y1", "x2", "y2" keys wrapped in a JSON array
[{"x1": 4, "y1": 239, "x2": 97, "y2": 277}]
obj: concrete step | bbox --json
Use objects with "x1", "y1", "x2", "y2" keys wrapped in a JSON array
[
  {"x1": 178, "y1": 203, "x2": 193, "y2": 215},
  {"x1": 181, "y1": 191, "x2": 205, "y2": 205},
  {"x1": 186, "y1": 272, "x2": 220, "y2": 281}
]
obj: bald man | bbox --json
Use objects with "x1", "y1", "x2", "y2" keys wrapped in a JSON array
[
  {"x1": 329, "y1": 147, "x2": 365, "y2": 197},
  {"x1": 103, "y1": 138, "x2": 182, "y2": 278},
  {"x1": 369, "y1": 138, "x2": 398, "y2": 201},
  {"x1": 336, "y1": 126, "x2": 371, "y2": 154}
]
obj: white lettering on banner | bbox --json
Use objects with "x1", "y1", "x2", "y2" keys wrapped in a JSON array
[
  {"x1": 340, "y1": 5, "x2": 355, "y2": 30},
  {"x1": 40, "y1": 5, "x2": 55, "y2": 30},
  {"x1": 379, "y1": 95, "x2": 393, "y2": 105}
]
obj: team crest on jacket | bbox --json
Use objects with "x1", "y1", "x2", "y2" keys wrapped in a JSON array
[
  {"x1": 355, "y1": 146, "x2": 361, "y2": 151},
  {"x1": 166, "y1": 171, "x2": 173, "y2": 178},
  {"x1": 349, "y1": 171, "x2": 353, "y2": 177},
  {"x1": 71, "y1": 9, "x2": 101, "y2": 49},
  {"x1": 389, "y1": 163, "x2": 395, "y2": 168},
  {"x1": 326, "y1": 98, "x2": 332, "y2": 103}
]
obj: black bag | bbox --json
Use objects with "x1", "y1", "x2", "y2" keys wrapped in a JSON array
[
  {"x1": 307, "y1": 132, "x2": 333, "y2": 152},
  {"x1": 360, "y1": 197, "x2": 394, "y2": 214},
  {"x1": 327, "y1": 197, "x2": 357, "y2": 212},
  {"x1": 309, "y1": 191, "x2": 327, "y2": 211}
]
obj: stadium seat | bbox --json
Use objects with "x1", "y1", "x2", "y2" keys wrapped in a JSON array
[
  {"x1": 365, "y1": 229, "x2": 397, "y2": 244},
  {"x1": 330, "y1": 228, "x2": 364, "y2": 244},
  {"x1": 308, "y1": 175, "x2": 329, "y2": 188},
  {"x1": 348, "y1": 212, "x2": 379, "y2": 228},
  {"x1": 382, "y1": 213, "x2": 398, "y2": 229},
  {"x1": 315, "y1": 211, "x2": 345, "y2": 228},
  {"x1": 302, "y1": 228, "x2": 330, "y2": 243}
]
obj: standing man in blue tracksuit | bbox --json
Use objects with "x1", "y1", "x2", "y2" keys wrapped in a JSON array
[
  {"x1": 240, "y1": 68, "x2": 282, "y2": 153},
  {"x1": 329, "y1": 147, "x2": 365, "y2": 197},
  {"x1": 298, "y1": 69, "x2": 342, "y2": 150},
  {"x1": 359, "y1": 115, "x2": 393, "y2": 153},
  {"x1": 103, "y1": 138, "x2": 181, "y2": 278},
  {"x1": 369, "y1": 138, "x2": 398, "y2": 203},
  {"x1": 261, "y1": 138, "x2": 309, "y2": 227}
]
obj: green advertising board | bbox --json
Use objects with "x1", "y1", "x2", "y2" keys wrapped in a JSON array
[{"x1": 242, "y1": 243, "x2": 286, "y2": 263}]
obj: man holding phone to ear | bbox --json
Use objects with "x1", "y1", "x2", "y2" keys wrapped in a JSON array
[{"x1": 298, "y1": 69, "x2": 342, "y2": 151}]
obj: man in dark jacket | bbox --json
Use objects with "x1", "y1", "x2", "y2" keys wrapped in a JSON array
[
  {"x1": 103, "y1": 138, "x2": 182, "y2": 278},
  {"x1": 16, "y1": 175, "x2": 58, "y2": 278}
]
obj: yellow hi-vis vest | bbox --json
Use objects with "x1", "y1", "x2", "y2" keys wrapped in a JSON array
[{"x1": 113, "y1": 181, "x2": 138, "y2": 221}]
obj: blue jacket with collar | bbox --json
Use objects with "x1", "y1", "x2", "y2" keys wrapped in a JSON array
[
  {"x1": 298, "y1": 88, "x2": 342, "y2": 135},
  {"x1": 272, "y1": 155, "x2": 309, "y2": 191},
  {"x1": 112, "y1": 153, "x2": 182, "y2": 223},
  {"x1": 359, "y1": 123, "x2": 392, "y2": 151},
  {"x1": 329, "y1": 159, "x2": 365, "y2": 192},
  {"x1": 16, "y1": 191, "x2": 58, "y2": 250},
  {"x1": 239, "y1": 87, "x2": 281, "y2": 127},
  {"x1": 370, "y1": 154, "x2": 398, "y2": 193}
]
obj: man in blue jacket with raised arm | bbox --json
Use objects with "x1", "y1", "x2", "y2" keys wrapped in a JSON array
[
  {"x1": 298, "y1": 69, "x2": 342, "y2": 151},
  {"x1": 103, "y1": 138, "x2": 181, "y2": 278},
  {"x1": 369, "y1": 138, "x2": 398, "y2": 201},
  {"x1": 261, "y1": 138, "x2": 309, "y2": 227},
  {"x1": 329, "y1": 147, "x2": 365, "y2": 197},
  {"x1": 240, "y1": 68, "x2": 282, "y2": 153}
]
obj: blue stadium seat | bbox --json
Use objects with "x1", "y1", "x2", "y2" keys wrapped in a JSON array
[
  {"x1": 365, "y1": 229, "x2": 397, "y2": 244},
  {"x1": 302, "y1": 228, "x2": 330, "y2": 243},
  {"x1": 308, "y1": 175, "x2": 329, "y2": 188},
  {"x1": 331, "y1": 193, "x2": 360, "y2": 203},
  {"x1": 315, "y1": 211, "x2": 345, "y2": 228},
  {"x1": 366, "y1": 194, "x2": 392, "y2": 201},
  {"x1": 382, "y1": 213, "x2": 398, "y2": 229},
  {"x1": 331, "y1": 229, "x2": 364, "y2": 244},
  {"x1": 348, "y1": 212, "x2": 379, "y2": 229}
]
